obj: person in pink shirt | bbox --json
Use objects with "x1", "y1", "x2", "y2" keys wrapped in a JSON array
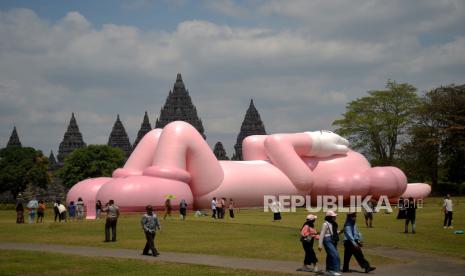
[{"x1": 299, "y1": 214, "x2": 320, "y2": 272}]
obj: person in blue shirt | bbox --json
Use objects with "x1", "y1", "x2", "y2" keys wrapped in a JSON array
[
  {"x1": 141, "y1": 205, "x2": 161, "y2": 256},
  {"x1": 342, "y1": 212, "x2": 376, "y2": 273}
]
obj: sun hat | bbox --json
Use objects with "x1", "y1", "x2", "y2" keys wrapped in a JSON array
[
  {"x1": 325, "y1": 210, "x2": 337, "y2": 217},
  {"x1": 306, "y1": 214, "x2": 317, "y2": 220}
]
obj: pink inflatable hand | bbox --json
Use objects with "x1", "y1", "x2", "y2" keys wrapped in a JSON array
[{"x1": 305, "y1": 130, "x2": 350, "y2": 157}]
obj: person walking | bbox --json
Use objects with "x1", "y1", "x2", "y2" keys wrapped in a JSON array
[
  {"x1": 299, "y1": 214, "x2": 320, "y2": 272},
  {"x1": 228, "y1": 198, "x2": 235, "y2": 218},
  {"x1": 443, "y1": 194, "x2": 453, "y2": 229},
  {"x1": 96, "y1": 200, "x2": 102, "y2": 219},
  {"x1": 342, "y1": 212, "x2": 376, "y2": 273},
  {"x1": 405, "y1": 197, "x2": 416, "y2": 234},
  {"x1": 141, "y1": 205, "x2": 161, "y2": 256},
  {"x1": 211, "y1": 197, "x2": 217, "y2": 219},
  {"x1": 76, "y1": 197, "x2": 85, "y2": 220},
  {"x1": 36, "y1": 200, "x2": 46, "y2": 223},
  {"x1": 179, "y1": 199, "x2": 188, "y2": 220},
  {"x1": 103, "y1": 199, "x2": 120, "y2": 242},
  {"x1": 318, "y1": 211, "x2": 341, "y2": 276},
  {"x1": 163, "y1": 198, "x2": 172, "y2": 220},
  {"x1": 15, "y1": 194, "x2": 24, "y2": 224},
  {"x1": 68, "y1": 201, "x2": 76, "y2": 221}
]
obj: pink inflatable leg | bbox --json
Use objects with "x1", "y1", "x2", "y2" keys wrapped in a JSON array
[
  {"x1": 264, "y1": 133, "x2": 314, "y2": 191},
  {"x1": 143, "y1": 121, "x2": 224, "y2": 197},
  {"x1": 112, "y1": 129, "x2": 162, "y2": 177}
]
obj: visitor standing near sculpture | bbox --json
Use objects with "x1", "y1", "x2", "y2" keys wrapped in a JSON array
[
  {"x1": 211, "y1": 197, "x2": 217, "y2": 219},
  {"x1": 216, "y1": 198, "x2": 224, "y2": 219},
  {"x1": 37, "y1": 200, "x2": 46, "y2": 223},
  {"x1": 405, "y1": 197, "x2": 417, "y2": 234},
  {"x1": 58, "y1": 202, "x2": 67, "y2": 222},
  {"x1": 15, "y1": 194, "x2": 24, "y2": 224},
  {"x1": 228, "y1": 198, "x2": 235, "y2": 218},
  {"x1": 298, "y1": 214, "x2": 319, "y2": 273},
  {"x1": 103, "y1": 199, "x2": 119, "y2": 242},
  {"x1": 319, "y1": 211, "x2": 341, "y2": 276},
  {"x1": 68, "y1": 201, "x2": 76, "y2": 221},
  {"x1": 342, "y1": 212, "x2": 376, "y2": 273},
  {"x1": 179, "y1": 199, "x2": 187, "y2": 220},
  {"x1": 53, "y1": 200, "x2": 60, "y2": 222},
  {"x1": 76, "y1": 197, "x2": 85, "y2": 220},
  {"x1": 96, "y1": 200, "x2": 102, "y2": 219},
  {"x1": 141, "y1": 205, "x2": 161, "y2": 256},
  {"x1": 26, "y1": 197, "x2": 38, "y2": 224},
  {"x1": 363, "y1": 200, "x2": 374, "y2": 228},
  {"x1": 163, "y1": 198, "x2": 172, "y2": 220},
  {"x1": 443, "y1": 194, "x2": 453, "y2": 229},
  {"x1": 271, "y1": 198, "x2": 282, "y2": 221}
]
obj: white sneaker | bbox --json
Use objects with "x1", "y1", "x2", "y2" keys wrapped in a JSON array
[
  {"x1": 332, "y1": 272, "x2": 342, "y2": 276},
  {"x1": 313, "y1": 266, "x2": 319, "y2": 272}
]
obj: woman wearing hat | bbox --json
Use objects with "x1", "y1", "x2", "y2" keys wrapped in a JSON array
[
  {"x1": 299, "y1": 214, "x2": 320, "y2": 272},
  {"x1": 318, "y1": 211, "x2": 342, "y2": 276}
]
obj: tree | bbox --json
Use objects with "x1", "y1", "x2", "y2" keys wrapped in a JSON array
[
  {"x1": 333, "y1": 80, "x2": 419, "y2": 165},
  {"x1": 0, "y1": 147, "x2": 50, "y2": 197},
  {"x1": 58, "y1": 145, "x2": 125, "y2": 188}
]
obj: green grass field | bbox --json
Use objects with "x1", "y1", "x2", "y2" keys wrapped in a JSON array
[{"x1": 1, "y1": 197, "x2": 464, "y2": 274}]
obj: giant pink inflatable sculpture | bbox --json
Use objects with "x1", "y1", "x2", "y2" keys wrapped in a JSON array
[{"x1": 67, "y1": 121, "x2": 431, "y2": 218}]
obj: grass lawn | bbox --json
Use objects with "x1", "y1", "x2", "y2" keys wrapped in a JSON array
[
  {"x1": 0, "y1": 197, "x2": 464, "y2": 273},
  {"x1": 0, "y1": 250, "x2": 293, "y2": 276}
]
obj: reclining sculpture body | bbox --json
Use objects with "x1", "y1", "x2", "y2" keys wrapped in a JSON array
[{"x1": 67, "y1": 121, "x2": 431, "y2": 219}]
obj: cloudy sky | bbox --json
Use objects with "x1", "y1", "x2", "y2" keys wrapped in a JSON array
[{"x1": 1, "y1": 0, "x2": 464, "y2": 157}]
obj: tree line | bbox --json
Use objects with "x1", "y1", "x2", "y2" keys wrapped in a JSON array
[{"x1": 333, "y1": 80, "x2": 465, "y2": 194}]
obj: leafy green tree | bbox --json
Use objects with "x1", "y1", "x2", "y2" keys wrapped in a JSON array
[
  {"x1": 0, "y1": 147, "x2": 50, "y2": 197},
  {"x1": 333, "y1": 80, "x2": 419, "y2": 165},
  {"x1": 58, "y1": 145, "x2": 125, "y2": 188}
]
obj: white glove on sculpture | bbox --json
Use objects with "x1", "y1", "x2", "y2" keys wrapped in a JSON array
[{"x1": 305, "y1": 130, "x2": 350, "y2": 157}]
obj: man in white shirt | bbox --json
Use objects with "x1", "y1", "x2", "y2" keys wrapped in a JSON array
[
  {"x1": 211, "y1": 197, "x2": 217, "y2": 219},
  {"x1": 443, "y1": 194, "x2": 453, "y2": 229}
]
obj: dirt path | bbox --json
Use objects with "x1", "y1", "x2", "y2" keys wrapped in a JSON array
[{"x1": 1, "y1": 242, "x2": 464, "y2": 275}]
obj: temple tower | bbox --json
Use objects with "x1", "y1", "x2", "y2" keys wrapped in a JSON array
[
  {"x1": 48, "y1": 150, "x2": 58, "y2": 171},
  {"x1": 108, "y1": 114, "x2": 132, "y2": 158},
  {"x1": 155, "y1": 73, "x2": 206, "y2": 138},
  {"x1": 6, "y1": 126, "x2": 22, "y2": 147},
  {"x1": 213, "y1": 142, "x2": 229, "y2": 160},
  {"x1": 133, "y1": 111, "x2": 152, "y2": 150},
  {"x1": 232, "y1": 99, "x2": 267, "y2": 160},
  {"x1": 57, "y1": 113, "x2": 86, "y2": 165}
]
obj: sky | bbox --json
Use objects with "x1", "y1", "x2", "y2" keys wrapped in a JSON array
[{"x1": 1, "y1": 0, "x2": 465, "y2": 157}]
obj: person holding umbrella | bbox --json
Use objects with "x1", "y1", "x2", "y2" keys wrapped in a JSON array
[{"x1": 163, "y1": 195, "x2": 174, "y2": 220}]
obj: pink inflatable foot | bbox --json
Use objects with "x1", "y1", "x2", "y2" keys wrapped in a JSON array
[
  {"x1": 401, "y1": 183, "x2": 431, "y2": 199},
  {"x1": 96, "y1": 175, "x2": 194, "y2": 212},
  {"x1": 66, "y1": 177, "x2": 112, "y2": 219}
]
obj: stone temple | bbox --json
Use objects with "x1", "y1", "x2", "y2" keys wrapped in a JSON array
[
  {"x1": 213, "y1": 142, "x2": 229, "y2": 160},
  {"x1": 232, "y1": 99, "x2": 267, "y2": 160},
  {"x1": 133, "y1": 111, "x2": 152, "y2": 150},
  {"x1": 6, "y1": 126, "x2": 22, "y2": 147},
  {"x1": 155, "y1": 73, "x2": 206, "y2": 139},
  {"x1": 108, "y1": 114, "x2": 132, "y2": 158},
  {"x1": 57, "y1": 113, "x2": 86, "y2": 166}
]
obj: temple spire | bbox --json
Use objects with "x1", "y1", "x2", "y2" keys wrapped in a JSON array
[
  {"x1": 48, "y1": 150, "x2": 58, "y2": 171},
  {"x1": 108, "y1": 114, "x2": 132, "y2": 158},
  {"x1": 232, "y1": 99, "x2": 267, "y2": 160},
  {"x1": 213, "y1": 142, "x2": 229, "y2": 160},
  {"x1": 6, "y1": 126, "x2": 22, "y2": 147},
  {"x1": 133, "y1": 111, "x2": 152, "y2": 149},
  {"x1": 155, "y1": 73, "x2": 206, "y2": 138},
  {"x1": 57, "y1": 113, "x2": 86, "y2": 165}
]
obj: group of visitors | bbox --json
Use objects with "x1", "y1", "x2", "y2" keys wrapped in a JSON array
[
  {"x1": 299, "y1": 211, "x2": 376, "y2": 275},
  {"x1": 163, "y1": 198, "x2": 190, "y2": 220},
  {"x1": 211, "y1": 197, "x2": 235, "y2": 219},
  {"x1": 15, "y1": 195, "x2": 46, "y2": 224}
]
